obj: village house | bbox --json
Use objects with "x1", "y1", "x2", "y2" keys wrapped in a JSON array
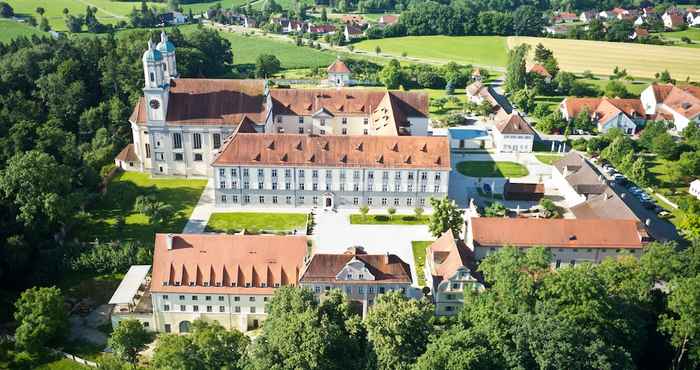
[
  {"x1": 527, "y1": 64, "x2": 552, "y2": 83},
  {"x1": 210, "y1": 132, "x2": 451, "y2": 210},
  {"x1": 326, "y1": 58, "x2": 352, "y2": 86},
  {"x1": 344, "y1": 24, "x2": 364, "y2": 42},
  {"x1": 466, "y1": 81, "x2": 512, "y2": 116},
  {"x1": 559, "y1": 97, "x2": 644, "y2": 134},
  {"x1": 109, "y1": 233, "x2": 309, "y2": 333},
  {"x1": 299, "y1": 246, "x2": 413, "y2": 317},
  {"x1": 552, "y1": 11, "x2": 578, "y2": 23},
  {"x1": 629, "y1": 27, "x2": 649, "y2": 40},
  {"x1": 491, "y1": 112, "x2": 535, "y2": 153},
  {"x1": 377, "y1": 14, "x2": 399, "y2": 27},
  {"x1": 424, "y1": 232, "x2": 484, "y2": 316},
  {"x1": 640, "y1": 83, "x2": 700, "y2": 133},
  {"x1": 580, "y1": 10, "x2": 598, "y2": 23},
  {"x1": 662, "y1": 11, "x2": 685, "y2": 29},
  {"x1": 687, "y1": 9, "x2": 700, "y2": 26},
  {"x1": 464, "y1": 217, "x2": 650, "y2": 267},
  {"x1": 690, "y1": 179, "x2": 700, "y2": 200}
]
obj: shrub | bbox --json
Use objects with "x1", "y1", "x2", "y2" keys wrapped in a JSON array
[{"x1": 387, "y1": 207, "x2": 397, "y2": 216}]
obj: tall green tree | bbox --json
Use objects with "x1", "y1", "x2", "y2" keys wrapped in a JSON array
[
  {"x1": 660, "y1": 276, "x2": 700, "y2": 370},
  {"x1": 14, "y1": 286, "x2": 68, "y2": 353},
  {"x1": 254, "y1": 54, "x2": 281, "y2": 78},
  {"x1": 379, "y1": 59, "x2": 403, "y2": 89},
  {"x1": 505, "y1": 44, "x2": 529, "y2": 93},
  {"x1": 365, "y1": 292, "x2": 433, "y2": 370},
  {"x1": 109, "y1": 319, "x2": 151, "y2": 369},
  {"x1": 414, "y1": 327, "x2": 505, "y2": 370},
  {"x1": 428, "y1": 197, "x2": 464, "y2": 238}
]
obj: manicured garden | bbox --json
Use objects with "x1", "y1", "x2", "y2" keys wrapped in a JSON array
[
  {"x1": 456, "y1": 161, "x2": 529, "y2": 178},
  {"x1": 349, "y1": 214, "x2": 430, "y2": 225},
  {"x1": 535, "y1": 154, "x2": 563, "y2": 165},
  {"x1": 78, "y1": 171, "x2": 207, "y2": 245},
  {"x1": 205, "y1": 212, "x2": 308, "y2": 233},
  {"x1": 411, "y1": 241, "x2": 432, "y2": 287}
]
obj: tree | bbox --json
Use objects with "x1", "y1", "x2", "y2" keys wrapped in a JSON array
[
  {"x1": 505, "y1": 44, "x2": 529, "y2": 93},
  {"x1": 428, "y1": 197, "x2": 464, "y2": 238},
  {"x1": 414, "y1": 207, "x2": 424, "y2": 218},
  {"x1": 365, "y1": 292, "x2": 433, "y2": 370},
  {"x1": 484, "y1": 201, "x2": 507, "y2": 217},
  {"x1": 511, "y1": 88, "x2": 535, "y2": 113},
  {"x1": 387, "y1": 207, "x2": 396, "y2": 216},
  {"x1": 152, "y1": 334, "x2": 199, "y2": 369},
  {"x1": 254, "y1": 54, "x2": 281, "y2": 78},
  {"x1": 639, "y1": 120, "x2": 668, "y2": 150},
  {"x1": 512, "y1": 5, "x2": 544, "y2": 36},
  {"x1": 604, "y1": 80, "x2": 630, "y2": 98},
  {"x1": 133, "y1": 195, "x2": 175, "y2": 226},
  {"x1": 65, "y1": 14, "x2": 84, "y2": 33},
  {"x1": 36, "y1": 6, "x2": 45, "y2": 16},
  {"x1": 652, "y1": 132, "x2": 679, "y2": 160},
  {"x1": 109, "y1": 319, "x2": 151, "y2": 368},
  {"x1": 14, "y1": 286, "x2": 68, "y2": 353},
  {"x1": 320, "y1": 7, "x2": 327, "y2": 22},
  {"x1": 657, "y1": 69, "x2": 675, "y2": 83},
  {"x1": 39, "y1": 17, "x2": 51, "y2": 31},
  {"x1": 415, "y1": 327, "x2": 505, "y2": 370},
  {"x1": 0, "y1": 150, "x2": 75, "y2": 227},
  {"x1": 375, "y1": 45, "x2": 382, "y2": 55},
  {"x1": 660, "y1": 276, "x2": 700, "y2": 370},
  {"x1": 0, "y1": 1, "x2": 14, "y2": 17},
  {"x1": 539, "y1": 198, "x2": 561, "y2": 218},
  {"x1": 573, "y1": 107, "x2": 595, "y2": 132},
  {"x1": 379, "y1": 59, "x2": 403, "y2": 89}
]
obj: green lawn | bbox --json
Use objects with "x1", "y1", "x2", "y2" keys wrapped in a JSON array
[
  {"x1": 579, "y1": 78, "x2": 649, "y2": 96},
  {"x1": 354, "y1": 36, "x2": 509, "y2": 67},
  {"x1": 6, "y1": 0, "x2": 163, "y2": 31},
  {"x1": 215, "y1": 31, "x2": 336, "y2": 69},
  {"x1": 411, "y1": 241, "x2": 433, "y2": 287},
  {"x1": 206, "y1": 212, "x2": 308, "y2": 233},
  {"x1": 35, "y1": 359, "x2": 92, "y2": 370},
  {"x1": 78, "y1": 171, "x2": 206, "y2": 245},
  {"x1": 660, "y1": 28, "x2": 700, "y2": 48},
  {"x1": 418, "y1": 88, "x2": 467, "y2": 121},
  {"x1": 183, "y1": 0, "x2": 252, "y2": 13},
  {"x1": 349, "y1": 214, "x2": 430, "y2": 225},
  {"x1": 456, "y1": 161, "x2": 529, "y2": 178},
  {"x1": 0, "y1": 18, "x2": 46, "y2": 43},
  {"x1": 535, "y1": 154, "x2": 563, "y2": 165}
]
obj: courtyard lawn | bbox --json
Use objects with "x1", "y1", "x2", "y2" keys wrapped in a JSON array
[
  {"x1": 456, "y1": 161, "x2": 529, "y2": 178},
  {"x1": 354, "y1": 36, "x2": 509, "y2": 68},
  {"x1": 535, "y1": 154, "x2": 564, "y2": 165},
  {"x1": 411, "y1": 241, "x2": 432, "y2": 287},
  {"x1": 349, "y1": 214, "x2": 430, "y2": 225},
  {"x1": 0, "y1": 19, "x2": 46, "y2": 43},
  {"x1": 78, "y1": 171, "x2": 207, "y2": 245},
  {"x1": 214, "y1": 31, "x2": 336, "y2": 69},
  {"x1": 205, "y1": 212, "x2": 308, "y2": 233},
  {"x1": 507, "y1": 36, "x2": 700, "y2": 80}
]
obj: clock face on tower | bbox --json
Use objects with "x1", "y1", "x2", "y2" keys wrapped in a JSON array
[{"x1": 149, "y1": 99, "x2": 160, "y2": 109}]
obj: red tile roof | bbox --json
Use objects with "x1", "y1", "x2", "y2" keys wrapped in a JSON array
[
  {"x1": 495, "y1": 113, "x2": 535, "y2": 135},
  {"x1": 129, "y1": 79, "x2": 267, "y2": 126},
  {"x1": 428, "y1": 232, "x2": 475, "y2": 281},
  {"x1": 300, "y1": 247, "x2": 412, "y2": 284},
  {"x1": 378, "y1": 15, "x2": 399, "y2": 25},
  {"x1": 212, "y1": 132, "x2": 451, "y2": 169},
  {"x1": 115, "y1": 144, "x2": 138, "y2": 162},
  {"x1": 528, "y1": 64, "x2": 552, "y2": 78},
  {"x1": 470, "y1": 218, "x2": 647, "y2": 249},
  {"x1": 151, "y1": 233, "x2": 308, "y2": 294},
  {"x1": 327, "y1": 59, "x2": 351, "y2": 74}
]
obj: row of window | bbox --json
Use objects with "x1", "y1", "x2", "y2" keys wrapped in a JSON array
[
  {"x1": 162, "y1": 295, "x2": 268, "y2": 302},
  {"x1": 276, "y1": 116, "x2": 370, "y2": 126},
  {"x1": 218, "y1": 180, "x2": 441, "y2": 193},
  {"x1": 171, "y1": 133, "x2": 221, "y2": 150},
  {"x1": 162, "y1": 305, "x2": 262, "y2": 313},
  {"x1": 488, "y1": 247, "x2": 639, "y2": 254},
  {"x1": 162, "y1": 280, "x2": 281, "y2": 288},
  {"x1": 220, "y1": 194, "x2": 427, "y2": 207},
  {"x1": 219, "y1": 168, "x2": 440, "y2": 181},
  {"x1": 313, "y1": 285, "x2": 406, "y2": 295},
  {"x1": 283, "y1": 127, "x2": 367, "y2": 135}
]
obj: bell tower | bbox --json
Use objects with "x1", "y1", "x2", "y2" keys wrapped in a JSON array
[
  {"x1": 157, "y1": 31, "x2": 178, "y2": 80},
  {"x1": 142, "y1": 39, "x2": 169, "y2": 123}
]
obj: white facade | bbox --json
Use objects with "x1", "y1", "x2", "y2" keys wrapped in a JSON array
[
  {"x1": 493, "y1": 131, "x2": 533, "y2": 153},
  {"x1": 690, "y1": 179, "x2": 700, "y2": 200},
  {"x1": 269, "y1": 114, "x2": 429, "y2": 137},
  {"x1": 212, "y1": 166, "x2": 449, "y2": 210}
]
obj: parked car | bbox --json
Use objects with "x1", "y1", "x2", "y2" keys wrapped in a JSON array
[
  {"x1": 642, "y1": 200, "x2": 656, "y2": 209},
  {"x1": 657, "y1": 210, "x2": 672, "y2": 219}
]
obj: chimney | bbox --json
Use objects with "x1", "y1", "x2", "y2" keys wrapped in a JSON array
[
  {"x1": 166, "y1": 234, "x2": 174, "y2": 250},
  {"x1": 385, "y1": 251, "x2": 390, "y2": 264}
]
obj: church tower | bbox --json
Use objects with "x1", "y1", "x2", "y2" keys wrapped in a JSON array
[
  {"x1": 157, "y1": 31, "x2": 178, "y2": 80},
  {"x1": 142, "y1": 39, "x2": 169, "y2": 123}
]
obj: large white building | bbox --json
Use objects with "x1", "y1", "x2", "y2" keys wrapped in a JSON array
[
  {"x1": 110, "y1": 233, "x2": 309, "y2": 333},
  {"x1": 210, "y1": 131, "x2": 451, "y2": 209},
  {"x1": 125, "y1": 33, "x2": 430, "y2": 177}
]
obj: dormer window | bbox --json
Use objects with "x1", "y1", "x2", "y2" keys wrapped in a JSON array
[
  {"x1": 347, "y1": 274, "x2": 353, "y2": 279},
  {"x1": 245, "y1": 282, "x2": 251, "y2": 288},
  {"x1": 261, "y1": 283, "x2": 267, "y2": 288},
  {"x1": 358, "y1": 274, "x2": 364, "y2": 279}
]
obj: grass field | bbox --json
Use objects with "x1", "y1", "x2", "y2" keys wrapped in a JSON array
[
  {"x1": 535, "y1": 154, "x2": 563, "y2": 165},
  {"x1": 349, "y1": 214, "x2": 430, "y2": 225},
  {"x1": 79, "y1": 171, "x2": 206, "y2": 245},
  {"x1": 660, "y1": 28, "x2": 700, "y2": 48},
  {"x1": 183, "y1": 0, "x2": 251, "y2": 13},
  {"x1": 580, "y1": 78, "x2": 649, "y2": 96},
  {"x1": 508, "y1": 36, "x2": 700, "y2": 81},
  {"x1": 411, "y1": 241, "x2": 432, "y2": 287},
  {"x1": 216, "y1": 31, "x2": 337, "y2": 69},
  {"x1": 206, "y1": 212, "x2": 308, "y2": 233},
  {"x1": 36, "y1": 358, "x2": 92, "y2": 370},
  {"x1": 355, "y1": 36, "x2": 509, "y2": 68},
  {"x1": 0, "y1": 18, "x2": 45, "y2": 43},
  {"x1": 6, "y1": 0, "x2": 163, "y2": 31},
  {"x1": 456, "y1": 161, "x2": 529, "y2": 178}
]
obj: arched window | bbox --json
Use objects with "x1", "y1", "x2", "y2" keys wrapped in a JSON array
[
  {"x1": 149, "y1": 72, "x2": 155, "y2": 82},
  {"x1": 179, "y1": 320, "x2": 191, "y2": 333}
]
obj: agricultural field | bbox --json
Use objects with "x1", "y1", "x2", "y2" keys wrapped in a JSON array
[
  {"x1": 354, "y1": 35, "x2": 509, "y2": 68},
  {"x1": 659, "y1": 28, "x2": 700, "y2": 48},
  {"x1": 182, "y1": 0, "x2": 252, "y2": 14},
  {"x1": 6, "y1": 0, "x2": 164, "y2": 31},
  {"x1": 0, "y1": 18, "x2": 46, "y2": 43},
  {"x1": 508, "y1": 36, "x2": 700, "y2": 81},
  {"x1": 215, "y1": 30, "x2": 336, "y2": 69}
]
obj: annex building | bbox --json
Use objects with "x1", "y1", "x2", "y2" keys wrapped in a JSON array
[{"x1": 120, "y1": 32, "x2": 430, "y2": 178}]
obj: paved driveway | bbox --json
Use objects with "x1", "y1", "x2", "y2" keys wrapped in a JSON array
[{"x1": 313, "y1": 209, "x2": 434, "y2": 288}]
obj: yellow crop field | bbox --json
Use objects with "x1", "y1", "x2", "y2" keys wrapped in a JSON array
[{"x1": 507, "y1": 36, "x2": 700, "y2": 81}]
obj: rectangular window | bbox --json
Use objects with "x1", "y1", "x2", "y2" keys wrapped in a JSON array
[
  {"x1": 342, "y1": 128, "x2": 347, "y2": 135},
  {"x1": 145, "y1": 143, "x2": 151, "y2": 158},
  {"x1": 320, "y1": 129, "x2": 325, "y2": 135},
  {"x1": 164, "y1": 305, "x2": 170, "y2": 311},
  {"x1": 164, "y1": 324, "x2": 171, "y2": 333},
  {"x1": 213, "y1": 133, "x2": 221, "y2": 149},
  {"x1": 243, "y1": 168, "x2": 249, "y2": 177},
  {"x1": 231, "y1": 168, "x2": 238, "y2": 177},
  {"x1": 286, "y1": 196, "x2": 292, "y2": 204},
  {"x1": 342, "y1": 117, "x2": 348, "y2": 124},
  {"x1": 206, "y1": 306, "x2": 212, "y2": 312},
  {"x1": 220, "y1": 195, "x2": 227, "y2": 203},
  {"x1": 259, "y1": 196, "x2": 265, "y2": 204},
  {"x1": 353, "y1": 197, "x2": 359, "y2": 205},
  {"x1": 180, "y1": 305, "x2": 186, "y2": 311},
  {"x1": 363, "y1": 129, "x2": 368, "y2": 135},
  {"x1": 298, "y1": 116, "x2": 304, "y2": 124},
  {"x1": 219, "y1": 306, "x2": 225, "y2": 312},
  {"x1": 235, "y1": 306, "x2": 241, "y2": 313},
  {"x1": 272, "y1": 196, "x2": 278, "y2": 204},
  {"x1": 193, "y1": 133, "x2": 202, "y2": 149},
  {"x1": 394, "y1": 198, "x2": 399, "y2": 205},
  {"x1": 174, "y1": 153, "x2": 183, "y2": 161},
  {"x1": 155, "y1": 152, "x2": 164, "y2": 161},
  {"x1": 299, "y1": 127, "x2": 304, "y2": 134},
  {"x1": 194, "y1": 153, "x2": 203, "y2": 161},
  {"x1": 258, "y1": 182, "x2": 264, "y2": 189},
  {"x1": 363, "y1": 118, "x2": 369, "y2": 125}
]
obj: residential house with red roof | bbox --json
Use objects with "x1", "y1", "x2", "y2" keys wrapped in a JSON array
[
  {"x1": 641, "y1": 83, "x2": 700, "y2": 133},
  {"x1": 326, "y1": 58, "x2": 352, "y2": 86},
  {"x1": 492, "y1": 112, "x2": 535, "y2": 153},
  {"x1": 559, "y1": 96, "x2": 644, "y2": 134},
  {"x1": 299, "y1": 246, "x2": 412, "y2": 316},
  {"x1": 528, "y1": 64, "x2": 552, "y2": 83},
  {"x1": 110, "y1": 233, "x2": 309, "y2": 333},
  {"x1": 663, "y1": 11, "x2": 685, "y2": 29},
  {"x1": 424, "y1": 232, "x2": 484, "y2": 316}
]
